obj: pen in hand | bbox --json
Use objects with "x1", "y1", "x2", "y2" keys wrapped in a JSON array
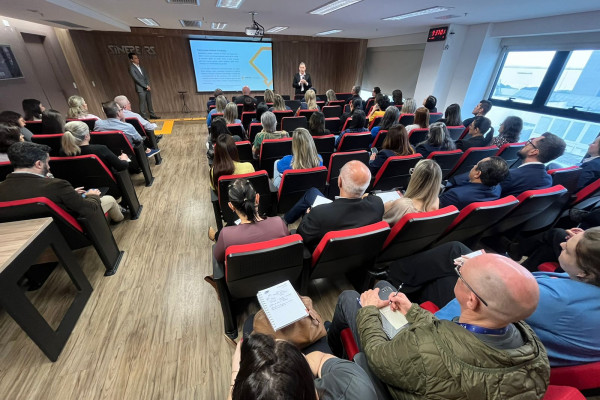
[{"x1": 389, "y1": 283, "x2": 403, "y2": 305}]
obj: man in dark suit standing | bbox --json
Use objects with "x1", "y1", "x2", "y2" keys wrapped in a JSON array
[
  {"x1": 286, "y1": 160, "x2": 384, "y2": 252},
  {"x1": 500, "y1": 132, "x2": 566, "y2": 197},
  {"x1": 128, "y1": 52, "x2": 160, "y2": 120},
  {"x1": 292, "y1": 62, "x2": 312, "y2": 95}
]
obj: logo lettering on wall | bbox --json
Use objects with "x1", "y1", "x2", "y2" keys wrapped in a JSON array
[{"x1": 107, "y1": 45, "x2": 157, "y2": 56}]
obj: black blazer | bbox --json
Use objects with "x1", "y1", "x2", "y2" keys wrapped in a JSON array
[
  {"x1": 297, "y1": 195, "x2": 384, "y2": 252},
  {"x1": 0, "y1": 173, "x2": 101, "y2": 217},
  {"x1": 292, "y1": 73, "x2": 312, "y2": 94}
]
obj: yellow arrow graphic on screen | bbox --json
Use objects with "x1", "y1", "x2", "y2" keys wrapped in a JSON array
[{"x1": 249, "y1": 47, "x2": 273, "y2": 87}]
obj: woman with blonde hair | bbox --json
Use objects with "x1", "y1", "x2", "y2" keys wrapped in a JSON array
[
  {"x1": 325, "y1": 89, "x2": 337, "y2": 104},
  {"x1": 270, "y1": 94, "x2": 291, "y2": 112},
  {"x1": 207, "y1": 94, "x2": 227, "y2": 127},
  {"x1": 297, "y1": 89, "x2": 319, "y2": 115},
  {"x1": 383, "y1": 159, "x2": 442, "y2": 226},
  {"x1": 61, "y1": 121, "x2": 130, "y2": 172},
  {"x1": 272, "y1": 127, "x2": 322, "y2": 188},
  {"x1": 264, "y1": 89, "x2": 275, "y2": 104},
  {"x1": 224, "y1": 102, "x2": 245, "y2": 137},
  {"x1": 404, "y1": 107, "x2": 430, "y2": 133},
  {"x1": 66, "y1": 95, "x2": 99, "y2": 120},
  {"x1": 400, "y1": 98, "x2": 417, "y2": 115}
]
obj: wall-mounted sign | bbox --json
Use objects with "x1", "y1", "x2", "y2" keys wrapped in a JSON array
[
  {"x1": 427, "y1": 27, "x2": 448, "y2": 42},
  {"x1": 107, "y1": 45, "x2": 156, "y2": 56}
]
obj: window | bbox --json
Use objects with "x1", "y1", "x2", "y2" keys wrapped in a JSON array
[{"x1": 491, "y1": 51, "x2": 555, "y2": 104}]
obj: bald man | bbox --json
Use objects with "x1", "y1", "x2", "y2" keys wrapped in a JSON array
[
  {"x1": 327, "y1": 251, "x2": 550, "y2": 399},
  {"x1": 233, "y1": 86, "x2": 257, "y2": 105},
  {"x1": 289, "y1": 160, "x2": 384, "y2": 251}
]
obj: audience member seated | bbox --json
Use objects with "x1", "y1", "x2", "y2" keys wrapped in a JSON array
[
  {"x1": 233, "y1": 86, "x2": 256, "y2": 105},
  {"x1": 284, "y1": 161, "x2": 384, "y2": 251},
  {"x1": 340, "y1": 98, "x2": 362, "y2": 128},
  {"x1": 269, "y1": 94, "x2": 292, "y2": 112},
  {"x1": 0, "y1": 122, "x2": 24, "y2": 162},
  {"x1": 224, "y1": 102, "x2": 245, "y2": 137},
  {"x1": 440, "y1": 156, "x2": 509, "y2": 209},
  {"x1": 41, "y1": 109, "x2": 65, "y2": 134},
  {"x1": 437, "y1": 227, "x2": 600, "y2": 367},
  {"x1": 347, "y1": 85, "x2": 362, "y2": 105},
  {"x1": 61, "y1": 121, "x2": 130, "y2": 173},
  {"x1": 228, "y1": 333, "x2": 377, "y2": 400},
  {"x1": 67, "y1": 95, "x2": 99, "y2": 120},
  {"x1": 209, "y1": 134, "x2": 254, "y2": 191},
  {"x1": 0, "y1": 141, "x2": 124, "y2": 222},
  {"x1": 210, "y1": 178, "x2": 289, "y2": 262},
  {"x1": 273, "y1": 128, "x2": 322, "y2": 188},
  {"x1": 423, "y1": 95, "x2": 437, "y2": 113},
  {"x1": 297, "y1": 89, "x2": 320, "y2": 114},
  {"x1": 308, "y1": 112, "x2": 330, "y2": 136},
  {"x1": 242, "y1": 97, "x2": 256, "y2": 113},
  {"x1": 207, "y1": 95, "x2": 227, "y2": 128},
  {"x1": 462, "y1": 99, "x2": 492, "y2": 128},
  {"x1": 577, "y1": 135, "x2": 600, "y2": 190},
  {"x1": 252, "y1": 111, "x2": 289, "y2": 157},
  {"x1": 437, "y1": 103, "x2": 462, "y2": 127},
  {"x1": 325, "y1": 89, "x2": 337, "y2": 105},
  {"x1": 500, "y1": 132, "x2": 566, "y2": 197},
  {"x1": 114, "y1": 95, "x2": 158, "y2": 132},
  {"x1": 383, "y1": 159, "x2": 441, "y2": 225},
  {"x1": 391, "y1": 89, "x2": 403, "y2": 106},
  {"x1": 366, "y1": 93, "x2": 388, "y2": 124},
  {"x1": 263, "y1": 88, "x2": 275, "y2": 104},
  {"x1": 404, "y1": 106, "x2": 429, "y2": 133},
  {"x1": 414, "y1": 122, "x2": 456, "y2": 158},
  {"x1": 491, "y1": 116, "x2": 523, "y2": 147},
  {"x1": 455, "y1": 116, "x2": 493, "y2": 151},
  {"x1": 335, "y1": 110, "x2": 368, "y2": 148},
  {"x1": 327, "y1": 253, "x2": 549, "y2": 399},
  {"x1": 370, "y1": 106, "x2": 400, "y2": 139},
  {"x1": 252, "y1": 103, "x2": 269, "y2": 124},
  {"x1": 206, "y1": 88, "x2": 223, "y2": 110},
  {"x1": 94, "y1": 101, "x2": 160, "y2": 158},
  {"x1": 0, "y1": 110, "x2": 33, "y2": 141},
  {"x1": 399, "y1": 98, "x2": 416, "y2": 115},
  {"x1": 22, "y1": 98, "x2": 45, "y2": 121},
  {"x1": 369, "y1": 124, "x2": 414, "y2": 175}
]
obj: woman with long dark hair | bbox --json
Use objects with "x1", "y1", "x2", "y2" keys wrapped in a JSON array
[
  {"x1": 404, "y1": 107, "x2": 429, "y2": 133},
  {"x1": 438, "y1": 104, "x2": 462, "y2": 127},
  {"x1": 308, "y1": 112, "x2": 330, "y2": 136},
  {"x1": 335, "y1": 110, "x2": 368, "y2": 148},
  {"x1": 492, "y1": 116, "x2": 523, "y2": 147},
  {"x1": 0, "y1": 110, "x2": 33, "y2": 141},
  {"x1": 210, "y1": 134, "x2": 254, "y2": 191},
  {"x1": 369, "y1": 124, "x2": 415, "y2": 174},
  {"x1": 41, "y1": 109, "x2": 65, "y2": 134},
  {"x1": 22, "y1": 99, "x2": 45, "y2": 121},
  {"x1": 370, "y1": 106, "x2": 400, "y2": 139}
]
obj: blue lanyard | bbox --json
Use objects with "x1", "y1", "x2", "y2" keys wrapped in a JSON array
[{"x1": 456, "y1": 322, "x2": 509, "y2": 335}]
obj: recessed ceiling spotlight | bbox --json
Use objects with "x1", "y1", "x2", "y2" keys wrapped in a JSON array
[
  {"x1": 309, "y1": 0, "x2": 362, "y2": 15},
  {"x1": 382, "y1": 7, "x2": 449, "y2": 21}
]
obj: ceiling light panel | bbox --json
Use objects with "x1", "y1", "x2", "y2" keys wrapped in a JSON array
[
  {"x1": 309, "y1": 0, "x2": 362, "y2": 15},
  {"x1": 382, "y1": 7, "x2": 449, "y2": 21},
  {"x1": 266, "y1": 26, "x2": 288, "y2": 33},
  {"x1": 211, "y1": 22, "x2": 228, "y2": 29},
  {"x1": 216, "y1": 0, "x2": 244, "y2": 9},
  {"x1": 316, "y1": 29, "x2": 342, "y2": 36},
  {"x1": 137, "y1": 18, "x2": 160, "y2": 26}
]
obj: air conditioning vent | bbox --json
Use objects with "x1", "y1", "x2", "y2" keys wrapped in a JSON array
[
  {"x1": 435, "y1": 14, "x2": 462, "y2": 20},
  {"x1": 167, "y1": 0, "x2": 200, "y2": 5},
  {"x1": 180, "y1": 20, "x2": 202, "y2": 28},
  {"x1": 44, "y1": 20, "x2": 88, "y2": 29}
]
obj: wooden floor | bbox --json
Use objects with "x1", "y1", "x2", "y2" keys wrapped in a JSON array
[{"x1": 0, "y1": 114, "x2": 351, "y2": 400}]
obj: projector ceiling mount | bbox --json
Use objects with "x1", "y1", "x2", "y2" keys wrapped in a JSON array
[{"x1": 245, "y1": 12, "x2": 264, "y2": 39}]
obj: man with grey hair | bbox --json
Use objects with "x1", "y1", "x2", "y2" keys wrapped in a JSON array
[
  {"x1": 348, "y1": 85, "x2": 363, "y2": 108},
  {"x1": 114, "y1": 95, "x2": 162, "y2": 145},
  {"x1": 252, "y1": 111, "x2": 289, "y2": 157},
  {"x1": 288, "y1": 160, "x2": 384, "y2": 252}
]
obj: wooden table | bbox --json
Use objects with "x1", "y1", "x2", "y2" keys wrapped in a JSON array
[{"x1": 0, "y1": 218, "x2": 93, "y2": 361}]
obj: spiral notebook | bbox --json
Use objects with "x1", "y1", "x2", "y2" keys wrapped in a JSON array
[
  {"x1": 257, "y1": 281, "x2": 309, "y2": 331},
  {"x1": 380, "y1": 305, "x2": 409, "y2": 339}
]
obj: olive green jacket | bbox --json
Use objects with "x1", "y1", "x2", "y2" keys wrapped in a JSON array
[{"x1": 357, "y1": 304, "x2": 550, "y2": 400}]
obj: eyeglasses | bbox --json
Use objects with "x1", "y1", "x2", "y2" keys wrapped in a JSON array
[
  {"x1": 454, "y1": 264, "x2": 488, "y2": 307},
  {"x1": 526, "y1": 139, "x2": 538, "y2": 149}
]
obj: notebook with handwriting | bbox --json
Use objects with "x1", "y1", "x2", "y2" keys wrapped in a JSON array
[
  {"x1": 257, "y1": 280, "x2": 309, "y2": 331},
  {"x1": 380, "y1": 305, "x2": 409, "y2": 339}
]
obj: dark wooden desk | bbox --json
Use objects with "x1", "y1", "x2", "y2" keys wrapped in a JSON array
[{"x1": 0, "y1": 218, "x2": 93, "y2": 361}]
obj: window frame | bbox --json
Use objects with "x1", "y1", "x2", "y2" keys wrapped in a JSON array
[{"x1": 488, "y1": 49, "x2": 600, "y2": 124}]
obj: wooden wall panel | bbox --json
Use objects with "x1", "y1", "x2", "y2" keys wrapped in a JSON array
[{"x1": 56, "y1": 28, "x2": 366, "y2": 115}]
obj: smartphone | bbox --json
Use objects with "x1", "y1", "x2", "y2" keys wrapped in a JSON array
[{"x1": 371, "y1": 147, "x2": 378, "y2": 155}]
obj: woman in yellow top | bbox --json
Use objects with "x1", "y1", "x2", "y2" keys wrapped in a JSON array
[
  {"x1": 367, "y1": 93, "x2": 389, "y2": 123},
  {"x1": 210, "y1": 134, "x2": 255, "y2": 191}
]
